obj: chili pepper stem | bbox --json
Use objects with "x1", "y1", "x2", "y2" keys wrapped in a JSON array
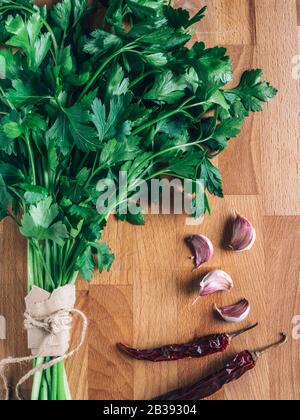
[
  {"x1": 253, "y1": 333, "x2": 287, "y2": 360},
  {"x1": 227, "y1": 323, "x2": 258, "y2": 341}
]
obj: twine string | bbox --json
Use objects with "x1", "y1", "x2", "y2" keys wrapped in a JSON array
[{"x1": 0, "y1": 308, "x2": 87, "y2": 400}]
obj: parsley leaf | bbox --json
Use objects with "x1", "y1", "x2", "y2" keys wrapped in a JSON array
[
  {"x1": 206, "y1": 117, "x2": 245, "y2": 151},
  {"x1": 90, "y1": 241, "x2": 115, "y2": 273},
  {"x1": 20, "y1": 197, "x2": 69, "y2": 245},
  {"x1": 100, "y1": 137, "x2": 141, "y2": 167},
  {"x1": 126, "y1": 0, "x2": 164, "y2": 19},
  {"x1": 0, "y1": 128, "x2": 14, "y2": 154},
  {"x1": 51, "y1": 0, "x2": 72, "y2": 32},
  {"x1": 200, "y1": 159, "x2": 223, "y2": 198},
  {"x1": 5, "y1": 13, "x2": 51, "y2": 71},
  {"x1": 167, "y1": 151, "x2": 205, "y2": 179},
  {"x1": 189, "y1": 43, "x2": 233, "y2": 86},
  {"x1": 64, "y1": 104, "x2": 98, "y2": 151},
  {"x1": 0, "y1": 0, "x2": 277, "y2": 288},
  {"x1": 106, "y1": 64, "x2": 129, "y2": 97},
  {"x1": 164, "y1": 5, "x2": 206, "y2": 29},
  {"x1": 225, "y1": 69, "x2": 278, "y2": 114},
  {"x1": 47, "y1": 112, "x2": 73, "y2": 155},
  {"x1": 84, "y1": 29, "x2": 123, "y2": 57},
  {"x1": 6, "y1": 78, "x2": 47, "y2": 108},
  {"x1": 75, "y1": 245, "x2": 94, "y2": 280},
  {"x1": 144, "y1": 70, "x2": 186, "y2": 104},
  {"x1": 90, "y1": 95, "x2": 131, "y2": 143}
]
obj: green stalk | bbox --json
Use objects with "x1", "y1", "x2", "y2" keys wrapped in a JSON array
[
  {"x1": 27, "y1": 242, "x2": 34, "y2": 291},
  {"x1": 63, "y1": 364, "x2": 72, "y2": 400},
  {"x1": 31, "y1": 357, "x2": 44, "y2": 401},
  {"x1": 44, "y1": 358, "x2": 52, "y2": 392},
  {"x1": 57, "y1": 362, "x2": 67, "y2": 400},
  {"x1": 132, "y1": 97, "x2": 196, "y2": 136},
  {"x1": 28, "y1": 241, "x2": 73, "y2": 400},
  {"x1": 39, "y1": 375, "x2": 49, "y2": 400},
  {"x1": 32, "y1": 241, "x2": 55, "y2": 290},
  {"x1": 79, "y1": 45, "x2": 136, "y2": 100},
  {"x1": 129, "y1": 70, "x2": 158, "y2": 89},
  {"x1": 50, "y1": 364, "x2": 58, "y2": 401},
  {"x1": 24, "y1": 132, "x2": 36, "y2": 185}
]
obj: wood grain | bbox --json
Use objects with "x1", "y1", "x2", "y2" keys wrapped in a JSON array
[
  {"x1": 88, "y1": 285, "x2": 133, "y2": 400},
  {"x1": 265, "y1": 217, "x2": 300, "y2": 400},
  {"x1": 66, "y1": 291, "x2": 89, "y2": 400},
  {"x1": 1, "y1": 0, "x2": 300, "y2": 401},
  {"x1": 255, "y1": 0, "x2": 300, "y2": 215}
]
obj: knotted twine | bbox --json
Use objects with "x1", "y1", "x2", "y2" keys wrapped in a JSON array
[{"x1": 0, "y1": 285, "x2": 87, "y2": 400}]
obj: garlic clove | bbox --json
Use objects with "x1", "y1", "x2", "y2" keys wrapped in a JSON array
[
  {"x1": 188, "y1": 235, "x2": 214, "y2": 269},
  {"x1": 229, "y1": 213, "x2": 256, "y2": 252},
  {"x1": 215, "y1": 299, "x2": 250, "y2": 323},
  {"x1": 199, "y1": 270, "x2": 233, "y2": 297}
]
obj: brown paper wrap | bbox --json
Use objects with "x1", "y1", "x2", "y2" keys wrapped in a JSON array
[{"x1": 25, "y1": 285, "x2": 76, "y2": 357}]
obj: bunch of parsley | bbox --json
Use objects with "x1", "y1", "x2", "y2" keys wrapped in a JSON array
[{"x1": 0, "y1": 0, "x2": 276, "y2": 400}]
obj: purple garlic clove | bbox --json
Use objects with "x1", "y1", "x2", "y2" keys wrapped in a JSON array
[
  {"x1": 199, "y1": 270, "x2": 233, "y2": 297},
  {"x1": 229, "y1": 213, "x2": 256, "y2": 252},
  {"x1": 215, "y1": 299, "x2": 250, "y2": 323},
  {"x1": 188, "y1": 235, "x2": 214, "y2": 269}
]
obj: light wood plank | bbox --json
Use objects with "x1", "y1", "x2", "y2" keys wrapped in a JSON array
[
  {"x1": 0, "y1": 218, "x2": 29, "y2": 399},
  {"x1": 67, "y1": 291, "x2": 89, "y2": 400},
  {"x1": 219, "y1": 46, "x2": 261, "y2": 196},
  {"x1": 255, "y1": 0, "x2": 300, "y2": 215},
  {"x1": 265, "y1": 216, "x2": 300, "y2": 400},
  {"x1": 88, "y1": 285, "x2": 133, "y2": 400},
  {"x1": 133, "y1": 269, "x2": 178, "y2": 400},
  {"x1": 174, "y1": 0, "x2": 255, "y2": 46}
]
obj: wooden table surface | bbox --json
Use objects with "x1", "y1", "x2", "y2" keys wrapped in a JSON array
[{"x1": 1, "y1": 0, "x2": 300, "y2": 401}]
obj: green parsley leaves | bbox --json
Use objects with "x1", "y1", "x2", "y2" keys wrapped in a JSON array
[
  {"x1": 20, "y1": 197, "x2": 69, "y2": 245},
  {"x1": 5, "y1": 13, "x2": 51, "y2": 71},
  {"x1": 0, "y1": 0, "x2": 277, "y2": 283}
]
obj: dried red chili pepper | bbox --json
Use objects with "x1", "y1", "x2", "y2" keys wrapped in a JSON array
[
  {"x1": 117, "y1": 323, "x2": 258, "y2": 362},
  {"x1": 153, "y1": 333, "x2": 287, "y2": 400}
]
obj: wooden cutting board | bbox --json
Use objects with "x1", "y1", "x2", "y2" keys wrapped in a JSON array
[{"x1": 0, "y1": 0, "x2": 299, "y2": 400}]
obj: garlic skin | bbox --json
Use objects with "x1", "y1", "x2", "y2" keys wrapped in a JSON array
[
  {"x1": 199, "y1": 270, "x2": 233, "y2": 297},
  {"x1": 188, "y1": 235, "x2": 214, "y2": 269},
  {"x1": 215, "y1": 299, "x2": 250, "y2": 323},
  {"x1": 229, "y1": 214, "x2": 256, "y2": 252}
]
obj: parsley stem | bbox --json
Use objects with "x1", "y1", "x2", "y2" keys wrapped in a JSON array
[
  {"x1": 132, "y1": 97, "x2": 195, "y2": 135},
  {"x1": 79, "y1": 46, "x2": 135, "y2": 101},
  {"x1": 31, "y1": 240, "x2": 55, "y2": 291},
  {"x1": 31, "y1": 358, "x2": 44, "y2": 400},
  {"x1": 184, "y1": 101, "x2": 206, "y2": 109},
  {"x1": 128, "y1": 136, "x2": 210, "y2": 183},
  {"x1": 8, "y1": 186, "x2": 25, "y2": 209},
  {"x1": 129, "y1": 70, "x2": 158, "y2": 89},
  {"x1": 79, "y1": 57, "x2": 114, "y2": 100},
  {"x1": 0, "y1": 86, "x2": 14, "y2": 110},
  {"x1": 24, "y1": 132, "x2": 37, "y2": 185}
]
